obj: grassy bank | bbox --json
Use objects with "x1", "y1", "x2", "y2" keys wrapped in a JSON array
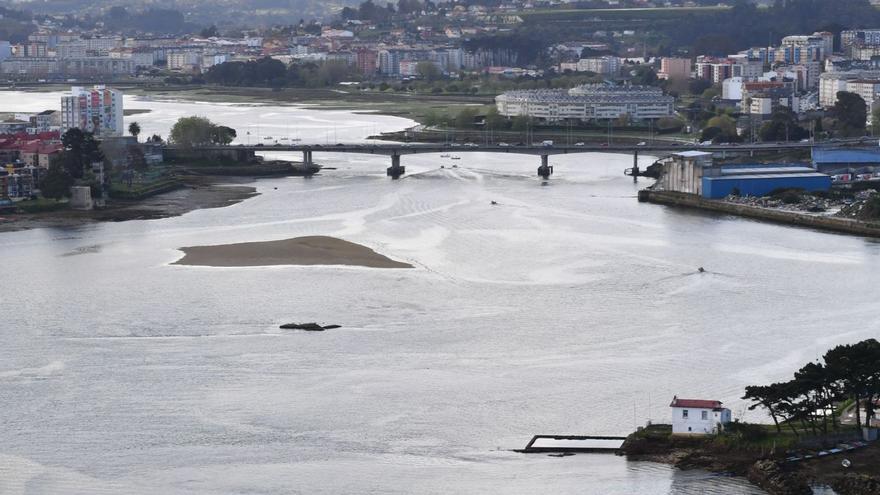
[{"x1": 129, "y1": 86, "x2": 494, "y2": 125}]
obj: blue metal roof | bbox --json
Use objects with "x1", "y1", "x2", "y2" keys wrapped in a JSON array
[
  {"x1": 812, "y1": 148, "x2": 880, "y2": 164},
  {"x1": 720, "y1": 166, "x2": 815, "y2": 175},
  {"x1": 705, "y1": 173, "x2": 829, "y2": 181}
]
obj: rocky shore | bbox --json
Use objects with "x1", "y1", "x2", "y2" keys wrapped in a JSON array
[{"x1": 619, "y1": 425, "x2": 880, "y2": 495}]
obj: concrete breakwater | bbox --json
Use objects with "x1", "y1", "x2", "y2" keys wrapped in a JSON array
[{"x1": 639, "y1": 190, "x2": 880, "y2": 238}]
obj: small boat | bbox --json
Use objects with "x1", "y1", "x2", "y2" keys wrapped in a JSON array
[
  {"x1": 263, "y1": 136, "x2": 273, "y2": 140},
  {"x1": 450, "y1": 156, "x2": 461, "y2": 160},
  {"x1": 440, "y1": 154, "x2": 450, "y2": 158}
]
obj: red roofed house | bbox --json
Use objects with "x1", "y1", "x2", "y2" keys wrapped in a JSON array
[{"x1": 670, "y1": 396, "x2": 732, "y2": 435}]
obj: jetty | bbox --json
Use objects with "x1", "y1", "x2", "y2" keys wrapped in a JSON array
[{"x1": 518, "y1": 435, "x2": 627, "y2": 454}]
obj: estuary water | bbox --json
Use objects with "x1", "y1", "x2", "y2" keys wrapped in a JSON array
[{"x1": 2, "y1": 91, "x2": 879, "y2": 494}]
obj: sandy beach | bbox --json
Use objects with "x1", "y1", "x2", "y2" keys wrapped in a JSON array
[{"x1": 173, "y1": 235, "x2": 413, "y2": 268}]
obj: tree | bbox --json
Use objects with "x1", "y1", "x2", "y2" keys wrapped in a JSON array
[
  {"x1": 511, "y1": 114, "x2": 533, "y2": 132},
  {"x1": 832, "y1": 91, "x2": 867, "y2": 137},
  {"x1": 745, "y1": 338, "x2": 880, "y2": 436},
  {"x1": 824, "y1": 339, "x2": 880, "y2": 431},
  {"x1": 128, "y1": 121, "x2": 141, "y2": 140},
  {"x1": 60, "y1": 128, "x2": 103, "y2": 179},
  {"x1": 416, "y1": 61, "x2": 442, "y2": 82},
  {"x1": 39, "y1": 160, "x2": 74, "y2": 200},
  {"x1": 702, "y1": 114, "x2": 739, "y2": 143},
  {"x1": 629, "y1": 65, "x2": 657, "y2": 85},
  {"x1": 454, "y1": 107, "x2": 479, "y2": 129},
  {"x1": 743, "y1": 384, "x2": 785, "y2": 433},
  {"x1": 210, "y1": 125, "x2": 237, "y2": 145},
  {"x1": 759, "y1": 107, "x2": 809, "y2": 142},
  {"x1": 169, "y1": 116, "x2": 216, "y2": 147},
  {"x1": 484, "y1": 105, "x2": 506, "y2": 131},
  {"x1": 170, "y1": 116, "x2": 237, "y2": 147},
  {"x1": 200, "y1": 25, "x2": 219, "y2": 38},
  {"x1": 872, "y1": 106, "x2": 880, "y2": 132}
]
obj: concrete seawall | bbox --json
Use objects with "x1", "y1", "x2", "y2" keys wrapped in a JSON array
[{"x1": 639, "y1": 190, "x2": 880, "y2": 238}]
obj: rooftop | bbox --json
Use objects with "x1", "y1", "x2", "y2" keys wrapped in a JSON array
[
  {"x1": 670, "y1": 398, "x2": 724, "y2": 409},
  {"x1": 812, "y1": 148, "x2": 880, "y2": 164}
]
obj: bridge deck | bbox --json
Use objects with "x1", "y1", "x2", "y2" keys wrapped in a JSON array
[{"x1": 172, "y1": 140, "x2": 863, "y2": 156}]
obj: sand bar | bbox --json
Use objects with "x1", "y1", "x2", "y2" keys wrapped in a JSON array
[{"x1": 173, "y1": 235, "x2": 412, "y2": 268}]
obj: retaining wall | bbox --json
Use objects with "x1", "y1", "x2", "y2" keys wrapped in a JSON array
[{"x1": 639, "y1": 190, "x2": 880, "y2": 238}]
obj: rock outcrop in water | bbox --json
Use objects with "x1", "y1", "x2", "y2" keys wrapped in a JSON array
[
  {"x1": 747, "y1": 460, "x2": 811, "y2": 495},
  {"x1": 280, "y1": 322, "x2": 341, "y2": 331}
]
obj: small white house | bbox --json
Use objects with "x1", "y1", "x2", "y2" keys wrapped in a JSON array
[{"x1": 670, "y1": 396, "x2": 732, "y2": 435}]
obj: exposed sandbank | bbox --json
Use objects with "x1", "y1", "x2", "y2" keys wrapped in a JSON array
[{"x1": 173, "y1": 235, "x2": 413, "y2": 268}]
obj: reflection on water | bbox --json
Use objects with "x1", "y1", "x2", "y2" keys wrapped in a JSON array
[{"x1": 1, "y1": 91, "x2": 878, "y2": 493}]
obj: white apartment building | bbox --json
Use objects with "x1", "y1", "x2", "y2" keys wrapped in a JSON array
[
  {"x1": 846, "y1": 79, "x2": 880, "y2": 124},
  {"x1": 495, "y1": 84, "x2": 675, "y2": 122},
  {"x1": 842, "y1": 29, "x2": 880, "y2": 49},
  {"x1": 819, "y1": 70, "x2": 880, "y2": 107},
  {"x1": 60, "y1": 85, "x2": 124, "y2": 137},
  {"x1": 0, "y1": 57, "x2": 58, "y2": 77},
  {"x1": 576, "y1": 56, "x2": 620, "y2": 76},
  {"x1": 168, "y1": 51, "x2": 201, "y2": 71}
]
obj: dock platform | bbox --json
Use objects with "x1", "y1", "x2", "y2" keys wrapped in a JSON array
[{"x1": 517, "y1": 435, "x2": 627, "y2": 454}]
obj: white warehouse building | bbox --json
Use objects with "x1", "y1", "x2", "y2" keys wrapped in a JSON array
[{"x1": 495, "y1": 84, "x2": 675, "y2": 122}]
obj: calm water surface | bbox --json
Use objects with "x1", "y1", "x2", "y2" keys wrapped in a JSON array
[{"x1": 2, "y1": 91, "x2": 877, "y2": 494}]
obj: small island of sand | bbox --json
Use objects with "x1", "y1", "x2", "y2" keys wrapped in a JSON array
[{"x1": 173, "y1": 235, "x2": 412, "y2": 268}]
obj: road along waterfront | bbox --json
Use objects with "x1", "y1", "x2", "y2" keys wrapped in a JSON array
[{"x1": 1, "y1": 90, "x2": 878, "y2": 494}]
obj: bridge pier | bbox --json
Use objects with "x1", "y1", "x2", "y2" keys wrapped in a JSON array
[
  {"x1": 303, "y1": 150, "x2": 312, "y2": 166},
  {"x1": 632, "y1": 151, "x2": 639, "y2": 182},
  {"x1": 386, "y1": 154, "x2": 405, "y2": 179},
  {"x1": 538, "y1": 154, "x2": 553, "y2": 179}
]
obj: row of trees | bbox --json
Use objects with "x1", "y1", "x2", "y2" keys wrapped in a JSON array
[
  {"x1": 744, "y1": 339, "x2": 880, "y2": 436},
  {"x1": 203, "y1": 58, "x2": 359, "y2": 88}
]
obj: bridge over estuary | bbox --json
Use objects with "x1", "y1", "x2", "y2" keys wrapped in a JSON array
[{"x1": 176, "y1": 139, "x2": 869, "y2": 179}]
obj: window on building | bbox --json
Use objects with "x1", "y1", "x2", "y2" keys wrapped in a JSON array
[
  {"x1": 701, "y1": 411, "x2": 708, "y2": 420},
  {"x1": 682, "y1": 409, "x2": 688, "y2": 419}
]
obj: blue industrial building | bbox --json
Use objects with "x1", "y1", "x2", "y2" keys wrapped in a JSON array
[
  {"x1": 701, "y1": 164, "x2": 831, "y2": 199},
  {"x1": 812, "y1": 148, "x2": 880, "y2": 173}
]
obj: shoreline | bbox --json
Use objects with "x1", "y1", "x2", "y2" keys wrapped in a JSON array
[
  {"x1": 0, "y1": 175, "x2": 258, "y2": 233},
  {"x1": 173, "y1": 235, "x2": 413, "y2": 269},
  {"x1": 639, "y1": 190, "x2": 880, "y2": 239},
  {"x1": 1, "y1": 85, "x2": 487, "y2": 126},
  {"x1": 620, "y1": 425, "x2": 880, "y2": 495}
]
